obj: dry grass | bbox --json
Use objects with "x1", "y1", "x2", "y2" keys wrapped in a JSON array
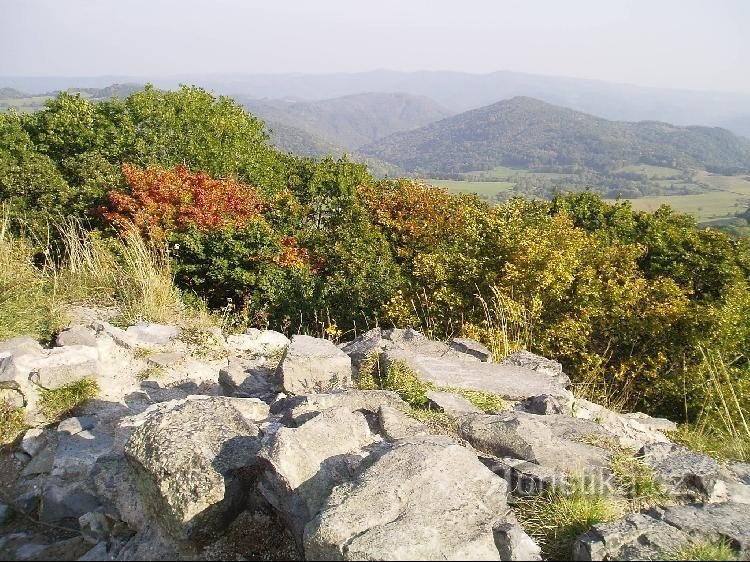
[{"x1": 469, "y1": 286, "x2": 538, "y2": 361}]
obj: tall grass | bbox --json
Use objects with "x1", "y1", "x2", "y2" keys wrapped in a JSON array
[
  {"x1": 471, "y1": 286, "x2": 538, "y2": 360},
  {"x1": 670, "y1": 348, "x2": 750, "y2": 462}
]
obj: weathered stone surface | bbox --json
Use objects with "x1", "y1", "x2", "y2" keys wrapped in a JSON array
[
  {"x1": 124, "y1": 396, "x2": 262, "y2": 542},
  {"x1": 39, "y1": 482, "x2": 101, "y2": 522},
  {"x1": 27, "y1": 345, "x2": 99, "y2": 389},
  {"x1": 219, "y1": 360, "x2": 279, "y2": 399},
  {"x1": 640, "y1": 442, "x2": 721, "y2": 504},
  {"x1": 517, "y1": 394, "x2": 569, "y2": 415},
  {"x1": 125, "y1": 322, "x2": 180, "y2": 346},
  {"x1": 91, "y1": 453, "x2": 149, "y2": 532},
  {"x1": 0, "y1": 336, "x2": 44, "y2": 358},
  {"x1": 55, "y1": 325, "x2": 97, "y2": 348},
  {"x1": 304, "y1": 435, "x2": 523, "y2": 561},
  {"x1": 51, "y1": 427, "x2": 114, "y2": 479},
  {"x1": 270, "y1": 388, "x2": 408, "y2": 426},
  {"x1": 573, "y1": 513, "x2": 690, "y2": 561},
  {"x1": 57, "y1": 415, "x2": 97, "y2": 435},
  {"x1": 0, "y1": 503, "x2": 9, "y2": 526},
  {"x1": 257, "y1": 407, "x2": 381, "y2": 544},
  {"x1": 277, "y1": 335, "x2": 353, "y2": 395},
  {"x1": 427, "y1": 390, "x2": 482, "y2": 414},
  {"x1": 621, "y1": 412, "x2": 677, "y2": 432},
  {"x1": 573, "y1": 399, "x2": 673, "y2": 450},
  {"x1": 384, "y1": 350, "x2": 570, "y2": 402},
  {"x1": 227, "y1": 329, "x2": 289, "y2": 356},
  {"x1": 78, "y1": 511, "x2": 112, "y2": 544},
  {"x1": 451, "y1": 337, "x2": 493, "y2": 362},
  {"x1": 377, "y1": 405, "x2": 430, "y2": 440},
  {"x1": 494, "y1": 522, "x2": 542, "y2": 561},
  {"x1": 484, "y1": 457, "x2": 566, "y2": 496},
  {"x1": 500, "y1": 350, "x2": 570, "y2": 387},
  {"x1": 11, "y1": 536, "x2": 91, "y2": 561},
  {"x1": 655, "y1": 503, "x2": 750, "y2": 556},
  {"x1": 0, "y1": 387, "x2": 24, "y2": 409}
]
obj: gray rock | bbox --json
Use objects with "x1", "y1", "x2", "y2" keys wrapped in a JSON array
[
  {"x1": 459, "y1": 413, "x2": 612, "y2": 482},
  {"x1": 79, "y1": 511, "x2": 112, "y2": 544},
  {"x1": 572, "y1": 399, "x2": 673, "y2": 450},
  {"x1": 500, "y1": 350, "x2": 570, "y2": 387},
  {"x1": 303, "y1": 435, "x2": 524, "y2": 560},
  {"x1": 52, "y1": 428, "x2": 114, "y2": 480},
  {"x1": 271, "y1": 388, "x2": 408, "y2": 426},
  {"x1": 0, "y1": 387, "x2": 24, "y2": 409},
  {"x1": 0, "y1": 336, "x2": 44, "y2": 358},
  {"x1": 27, "y1": 345, "x2": 99, "y2": 389},
  {"x1": 14, "y1": 490, "x2": 40, "y2": 514},
  {"x1": 14, "y1": 536, "x2": 91, "y2": 561},
  {"x1": 573, "y1": 512, "x2": 690, "y2": 561},
  {"x1": 125, "y1": 396, "x2": 262, "y2": 542},
  {"x1": 91, "y1": 454, "x2": 149, "y2": 532},
  {"x1": 257, "y1": 407, "x2": 381, "y2": 544},
  {"x1": 56, "y1": 325, "x2": 98, "y2": 348},
  {"x1": 115, "y1": 524, "x2": 183, "y2": 561},
  {"x1": 655, "y1": 503, "x2": 750, "y2": 556},
  {"x1": 494, "y1": 522, "x2": 542, "y2": 560},
  {"x1": 227, "y1": 329, "x2": 289, "y2": 356},
  {"x1": 125, "y1": 322, "x2": 180, "y2": 346},
  {"x1": 377, "y1": 405, "x2": 430, "y2": 440},
  {"x1": 0, "y1": 502, "x2": 9, "y2": 526},
  {"x1": 219, "y1": 360, "x2": 279, "y2": 398},
  {"x1": 517, "y1": 394, "x2": 569, "y2": 415},
  {"x1": 451, "y1": 337, "x2": 493, "y2": 362},
  {"x1": 728, "y1": 461, "x2": 750, "y2": 484},
  {"x1": 77, "y1": 542, "x2": 110, "y2": 561},
  {"x1": 640, "y1": 442, "x2": 721, "y2": 504},
  {"x1": 383, "y1": 350, "x2": 570, "y2": 402},
  {"x1": 21, "y1": 442, "x2": 55, "y2": 476},
  {"x1": 39, "y1": 482, "x2": 101, "y2": 522},
  {"x1": 57, "y1": 415, "x2": 98, "y2": 435},
  {"x1": 277, "y1": 335, "x2": 353, "y2": 395},
  {"x1": 426, "y1": 390, "x2": 482, "y2": 414},
  {"x1": 621, "y1": 412, "x2": 677, "y2": 432},
  {"x1": 484, "y1": 457, "x2": 566, "y2": 496}
]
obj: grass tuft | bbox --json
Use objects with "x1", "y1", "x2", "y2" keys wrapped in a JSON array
[
  {"x1": 408, "y1": 408, "x2": 459, "y2": 435},
  {"x1": 513, "y1": 483, "x2": 625, "y2": 560},
  {"x1": 665, "y1": 537, "x2": 739, "y2": 561},
  {"x1": 0, "y1": 403, "x2": 28, "y2": 447},
  {"x1": 39, "y1": 378, "x2": 99, "y2": 421},
  {"x1": 609, "y1": 451, "x2": 668, "y2": 508}
]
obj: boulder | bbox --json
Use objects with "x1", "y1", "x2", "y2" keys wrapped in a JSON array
[
  {"x1": 517, "y1": 394, "x2": 570, "y2": 415},
  {"x1": 0, "y1": 336, "x2": 44, "y2": 358},
  {"x1": 277, "y1": 335, "x2": 353, "y2": 395},
  {"x1": 427, "y1": 390, "x2": 482, "y2": 414},
  {"x1": 640, "y1": 442, "x2": 721, "y2": 504},
  {"x1": 304, "y1": 435, "x2": 528, "y2": 560},
  {"x1": 655, "y1": 503, "x2": 750, "y2": 556},
  {"x1": 125, "y1": 322, "x2": 180, "y2": 347},
  {"x1": 257, "y1": 407, "x2": 381, "y2": 544},
  {"x1": 450, "y1": 337, "x2": 493, "y2": 362},
  {"x1": 226, "y1": 329, "x2": 289, "y2": 356},
  {"x1": 55, "y1": 325, "x2": 97, "y2": 348},
  {"x1": 573, "y1": 399, "x2": 672, "y2": 450},
  {"x1": 124, "y1": 396, "x2": 264, "y2": 542},
  {"x1": 484, "y1": 457, "x2": 566, "y2": 496},
  {"x1": 494, "y1": 522, "x2": 542, "y2": 561},
  {"x1": 500, "y1": 350, "x2": 570, "y2": 387},
  {"x1": 39, "y1": 481, "x2": 100, "y2": 522},
  {"x1": 270, "y1": 389, "x2": 407, "y2": 426},
  {"x1": 219, "y1": 360, "x2": 279, "y2": 399}
]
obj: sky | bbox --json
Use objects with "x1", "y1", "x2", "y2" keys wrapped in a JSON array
[{"x1": 1, "y1": 0, "x2": 748, "y2": 93}]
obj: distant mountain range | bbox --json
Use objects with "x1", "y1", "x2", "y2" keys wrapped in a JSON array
[
  {"x1": 3, "y1": 70, "x2": 749, "y2": 138},
  {"x1": 361, "y1": 97, "x2": 750, "y2": 176}
]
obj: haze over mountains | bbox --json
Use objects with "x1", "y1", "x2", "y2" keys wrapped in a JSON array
[{"x1": 3, "y1": 70, "x2": 750, "y2": 138}]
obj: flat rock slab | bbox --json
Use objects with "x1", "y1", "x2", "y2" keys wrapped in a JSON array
[
  {"x1": 270, "y1": 389, "x2": 408, "y2": 426},
  {"x1": 450, "y1": 337, "x2": 493, "y2": 362},
  {"x1": 304, "y1": 435, "x2": 527, "y2": 561},
  {"x1": 226, "y1": 330, "x2": 289, "y2": 356},
  {"x1": 126, "y1": 322, "x2": 180, "y2": 346},
  {"x1": 27, "y1": 345, "x2": 99, "y2": 389},
  {"x1": 277, "y1": 335, "x2": 353, "y2": 395},
  {"x1": 655, "y1": 503, "x2": 750, "y2": 556},
  {"x1": 500, "y1": 350, "x2": 570, "y2": 387},
  {"x1": 427, "y1": 390, "x2": 482, "y2": 414},
  {"x1": 385, "y1": 350, "x2": 570, "y2": 402}
]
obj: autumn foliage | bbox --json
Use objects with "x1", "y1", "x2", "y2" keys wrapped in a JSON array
[{"x1": 103, "y1": 164, "x2": 266, "y2": 235}]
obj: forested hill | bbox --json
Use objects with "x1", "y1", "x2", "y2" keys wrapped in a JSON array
[
  {"x1": 362, "y1": 96, "x2": 750, "y2": 176},
  {"x1": 240, "y1": 92, "x2": 453, "y2": 151}
]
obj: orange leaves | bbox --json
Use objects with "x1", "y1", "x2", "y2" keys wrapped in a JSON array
[{"x1": 103, "y1": 164, "x2": 265, "y2": 236}]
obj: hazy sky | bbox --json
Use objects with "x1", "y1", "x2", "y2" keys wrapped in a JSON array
[{"x1": 1, "y1": 0, "x2": 748, "y2": 92}]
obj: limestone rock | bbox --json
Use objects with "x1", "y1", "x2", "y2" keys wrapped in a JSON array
[
  {"x1": 484, "y1": 457, "x2": 565, "y2": 496},
  {"x1": 494, "y1": 522, "x2": 542, "y2": 561},
  {"x1": 257, "y1": 407, "x2": 381, "y2": 544},
  {"x1": 277, "y1": 335, "x2": 352, "y2": 395},
  {"x1": 270, "y1": 388, "x2": 407, "y2": 426},
  {"x1": 427, "y1": 390, "x2": 482, "y2": 414},
  {"x1": 0, "y1": 387, "x2": 24, "y2": 409},
  {"x1": 55, "y1": 325, "x2": 97, "y2": 348},
  {"x1": 500, "y1": 350, "x2": 570, "y2": 387},
  {"x1": 640, "y1": 442, "x2": 721, "y2": 504},
  {"x1": 573, "y1": 399, "x2": 673, "y2": 450},
  {"x1": 124, "y1": 396, "x2": 262, "y2": 542},
  {"x1": 57, "y1": 415, "x2": 97, "y2": 435},
  {"x1": 219, "y1": 360, "x2": 279, "y2": 399},
  {"x1": 125, "y1": 322, "x2": 180, "y2": 347},
  {"x1": 226, "y1": 329, "x2": 289, "y2": 356},
  {"x1": 20, "y1": 427, "x2": 51, "y2": 457},
  {"x1": 27, "y1": 345, "x2": 99, "y2": 389},
  {"x1": 303, "y1": 435, "x2": 525, "y2": 560},
  {"x1": 377, "y1": 405, "x2": 431, "y2": 440},
  {"x1": 39, "y1": 482, "x2": 100, "y2": 522},
  {"x1": 450, "y1": 337, "x2": 493, "y2": 362},
  {"x1": 517, "y1": 394, "x2": 570, "y2": 415},
  {"x1": 655, "y1": 503, "x2": 750, "y2": 555}
]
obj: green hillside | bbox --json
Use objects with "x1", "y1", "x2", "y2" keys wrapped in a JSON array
[{"x1": 363, "y1": 96, "x2": 750, "y2": 176}]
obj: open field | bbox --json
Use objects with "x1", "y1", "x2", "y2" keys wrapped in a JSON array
[
  {"x1": 614, "y1": 164, "x2": 683, "y2": 179},
  {"x1": 427, "y1": 179, "x2": 515, "y2": 197}
]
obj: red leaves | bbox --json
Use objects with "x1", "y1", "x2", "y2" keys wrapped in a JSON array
[{"x1": 103, "y1": 164, "x2": 265, "y2": 236}]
